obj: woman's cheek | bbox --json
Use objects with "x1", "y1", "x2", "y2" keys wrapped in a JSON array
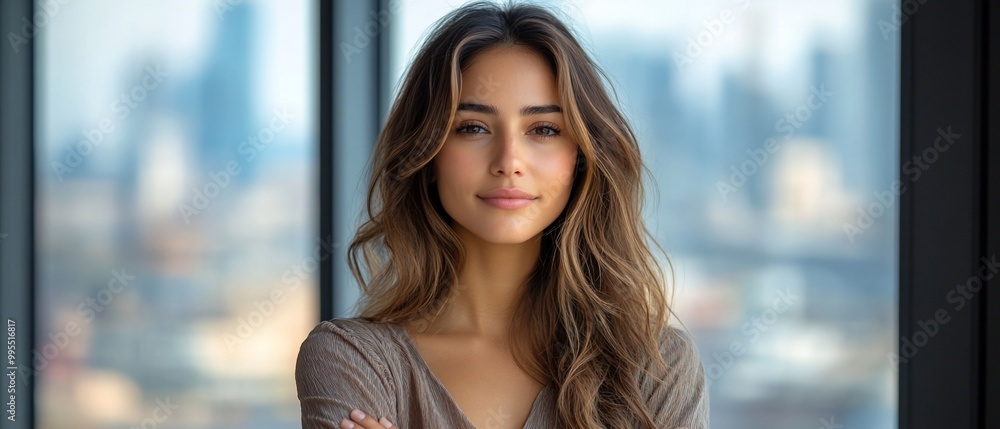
[{"x1": 539, "y1": 154, "x2": 577, "y2": 196}]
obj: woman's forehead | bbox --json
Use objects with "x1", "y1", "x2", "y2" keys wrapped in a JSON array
[{"x1": 459, "y1": 46, "x2": 559, "y2": 108}]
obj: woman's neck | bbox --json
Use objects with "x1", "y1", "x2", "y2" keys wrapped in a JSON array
[{"x1": 429, "y1": 224, "x2": 541, "y2": 343}]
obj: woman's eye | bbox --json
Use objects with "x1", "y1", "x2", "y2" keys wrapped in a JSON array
[
  {"x1": 529, "y1": 125, "x2": 561, "y2": 138},
  {"x1": 456, "y1": 124, "x2": 487, "y2": 134}
]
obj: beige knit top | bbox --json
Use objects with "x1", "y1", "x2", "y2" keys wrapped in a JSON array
[{"x1": 295, "y1": 317, "x2": 709, "y2": 428}]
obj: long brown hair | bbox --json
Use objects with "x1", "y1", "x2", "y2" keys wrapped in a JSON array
[{"x1": 348, "y1": 1, "x2": 687, "y2": 427}]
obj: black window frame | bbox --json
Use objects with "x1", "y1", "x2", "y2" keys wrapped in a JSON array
[
  {"x1": 897, "y1": 0, "x2": 999, "y2": 427},
  {"x1": 0, "y1": 1, "x2": 36, "y2": 428}
]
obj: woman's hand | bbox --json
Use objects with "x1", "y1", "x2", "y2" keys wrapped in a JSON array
[{"x1": 340, "y1": 408, "x2": 396, "y2": 429}]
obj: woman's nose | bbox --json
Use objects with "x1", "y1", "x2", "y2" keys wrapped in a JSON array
[{"x1": 490, "y1": 130, "x2": 524, "y2": 177}]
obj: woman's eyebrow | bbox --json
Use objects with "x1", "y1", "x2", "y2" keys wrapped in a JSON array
[{"x1": 457, "y1": 103, "x2": 562, "y2": 116}]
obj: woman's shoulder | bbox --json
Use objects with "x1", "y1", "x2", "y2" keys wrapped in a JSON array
[
  {"x1": 300, "y1": 317, "x2": 399, "y2": 352},
  {"x1": 295, "y1": 317, "x2": 404, "y2": 394},
  {"x1": 655, "y1": 324, "x2": 701, "y2": 364},
  {"x1": 645, "y1": 323, "x2": 705, "y2": 386},
  {"x1": 641, "y1": 323, "x2": 709, "y2": 428},
  {"x1": 312, "y1": 316, "x2": 388, "y2": 335},
  {"x1": 295, "y1": 317, "x2": 401, "y2": 426},
  {"x1": 296, "y1": 317, "x2": 407, "y2": 372}
]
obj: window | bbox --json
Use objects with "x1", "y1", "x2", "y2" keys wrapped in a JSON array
[{"x1": 36, "y1": 1, "x2": 316, "y2": 427}]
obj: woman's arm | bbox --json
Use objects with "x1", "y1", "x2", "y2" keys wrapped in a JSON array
[{"x1": 295, "y1": 320, "x2": 399, "y2": 429}]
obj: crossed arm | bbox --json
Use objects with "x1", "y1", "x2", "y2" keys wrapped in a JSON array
[{"x1": 295, "y1": 320, "x2": 708, "y2": 429}]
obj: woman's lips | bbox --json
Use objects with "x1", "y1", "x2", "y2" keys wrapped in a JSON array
[{"x1": 478, "y1": 197, "x2": 536, "y2": 210}]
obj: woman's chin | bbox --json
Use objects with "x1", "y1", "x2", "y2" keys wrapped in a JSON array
[{"x1": 465, "y1": 227, "x2": 542, "y2": 246}]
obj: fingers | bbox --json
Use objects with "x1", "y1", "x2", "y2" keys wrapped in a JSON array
[{"x1": 340, "y1": 408, "x2": 395, "y2": 429}]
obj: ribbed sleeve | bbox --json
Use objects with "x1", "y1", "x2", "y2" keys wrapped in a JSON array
[
  {"x1": 643, "y1": 326, "x2": 710, "y2": 429},
  {"x1": 295, "y1": 320, "x2": 398, "y2": 429}
]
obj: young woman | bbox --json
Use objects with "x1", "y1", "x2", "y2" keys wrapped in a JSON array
[{"x1": 295, "y1": 2, "x2": 708, "y2": 428}]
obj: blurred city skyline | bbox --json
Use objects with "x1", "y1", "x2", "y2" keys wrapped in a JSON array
[{"x1": 38, "y1": 1, "x2": 316, "y2": 427}]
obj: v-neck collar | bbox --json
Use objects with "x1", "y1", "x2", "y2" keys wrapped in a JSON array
[{"x1": 391, "y1": 323, "x2": 551, "y2": 429}]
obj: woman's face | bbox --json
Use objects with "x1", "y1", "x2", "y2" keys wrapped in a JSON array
[{"x1": 433, "y1": 45, "x2": 579, "y2": 245}]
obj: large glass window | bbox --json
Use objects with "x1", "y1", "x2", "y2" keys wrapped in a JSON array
[
  {"x1": 37, "y1": 1, "x2": 316, "y2": 427},
  {"x1": 392, "y1": 1, "x2": 899, "y2": 427}
]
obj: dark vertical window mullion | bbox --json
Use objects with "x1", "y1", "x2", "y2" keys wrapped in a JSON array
[
  {"x1": 320, "y1": 0, "x2": 335, "y2": 321},
  {"x1": 972, "y1": 1, "x2": 986, "y2": 426},
  {"x1": 0, "y1": 1, "x2": 35, "y2": 428},
  {"x1": 977, "y1": 0, "x2": 988, "y2": 426},
  {"x1": 898, "y1": 0, "x2": 914, "y2": 424},
  {"x1": 986, "y1": 0, "x2": 1000, "y2": 426},
  {"x1": 901, "y1": 0, "x2": 993, "y2": 427}
]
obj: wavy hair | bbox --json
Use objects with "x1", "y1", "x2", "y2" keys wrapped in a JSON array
[{"x1": 347, "y1": 1, "x2": 685, "y2": 427}]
